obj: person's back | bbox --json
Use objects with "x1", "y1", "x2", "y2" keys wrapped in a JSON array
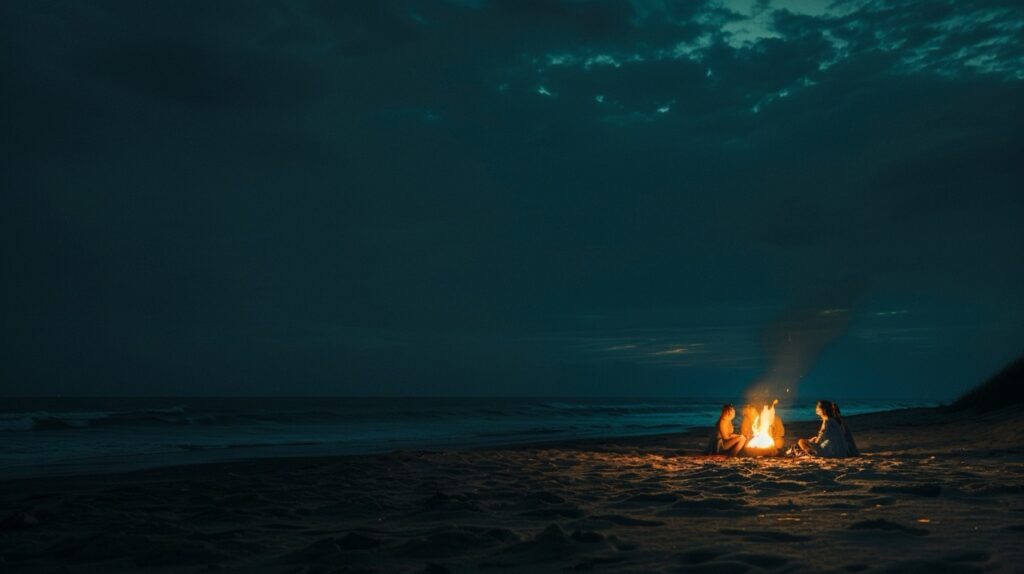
[
  {"x1": 770, "y1": 415, "x2": 785, "y2": 449},
  {"x1": 739, "y1": 405, "x2": 758, "y2": 440},
  {"x1": 832, "y1": 404, "x2": 859, "y2": 456},
  {"x1": 842, "y1": 422, "x2": 859, "y2": 456},
  {"x1": 704, "y1": 425, "x2": 720, "y2": 455},
  {"x1": 816, "y1": 418, "x2": 849, "y2": 457}
]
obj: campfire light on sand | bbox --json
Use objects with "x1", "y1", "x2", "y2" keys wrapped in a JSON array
[{"x1": 746, "y1": 399, "x2": 779, "y2": 449}]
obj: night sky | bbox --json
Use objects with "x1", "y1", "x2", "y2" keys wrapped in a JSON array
[{"x1": 2, "y1": 0, "x2": 1022, "y2": 399}]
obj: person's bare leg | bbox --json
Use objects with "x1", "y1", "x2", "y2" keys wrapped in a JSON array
[
  {"x1": 723, "y1": 435, "x2": 746, "y2": 456},
  {"x1": 732, "y1": 435, "x2": 747, "y2": 456},
  {"x1": 721, "y1": 436, "x2": 741, "y2": 452},
  {"x1": 797, "y1": 438, "x2": 816, "y2": 456}
]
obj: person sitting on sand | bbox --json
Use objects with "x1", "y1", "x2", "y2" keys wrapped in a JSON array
[
  {"x1": 770, "y1": 409, "x2": 785, "y2": 450},
  {"x1": 797, "y1": 400, "x2": 852, "y2": 458},
  {"x1": 706, "y1": 404, "x2": 746, "y2": 456},
  {"x1": 739, "y1": 404, "x2": 759, "y2": 440}
]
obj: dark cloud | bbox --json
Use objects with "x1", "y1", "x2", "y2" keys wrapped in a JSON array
[
  {"x1": 493, "y1": 0, "x2": 636, "y2": 38},
  {"x1": 1, "y1": 0, "x2": 1022, "y2": 398}
]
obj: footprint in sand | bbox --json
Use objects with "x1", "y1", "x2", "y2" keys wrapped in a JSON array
[
  {"x1": 847, "y1": 519, "x2": 929, "y2": 536},
  {"x1": 619, "y1": 492, "x2": 678, "y2": 504},
  {"x1": 588, "y1": 514, "x2": 666, "y2": 527},
  {"x1": 659, "y1": 498, "x2": 747, "y2": 516},
  {"x1": 719, "y1": 528, "x2": 813, "y2": 542},
  {"x1": 520, "y1": 506, "x2": 585, "y2": 519},
  {"x1": 285, "y1": 533, "x2": 383, "y2": 563},
  {"x1": 868, "y1": 484, "x2": 942, "y2": 497},
  {"x1": 674, "y1": 561, "x2": 755, "y2": 573},
  {"x1": 729, "y1": 553, "x2": 790, "y2": 569},
  {"x1": 944, "y1": 550, "x2": 990, "y2": 563},
  {"x1": 675, "y1": 548, "x2": 728, "y2": 565},
  {"x1": 397, "y1": 530, "x2": 491, "y2": 559},
  {"x1": 494, "y1": 523, "x2": 613, "y2": 564}
]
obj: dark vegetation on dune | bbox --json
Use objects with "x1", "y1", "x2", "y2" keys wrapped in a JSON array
[{"x1": 948, "y1": 353, "x2": 1024, "y2": 412}]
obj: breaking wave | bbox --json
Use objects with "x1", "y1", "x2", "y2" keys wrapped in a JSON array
[{"x1": 0, "y1": 406, "x2": 192, "y2": 432}]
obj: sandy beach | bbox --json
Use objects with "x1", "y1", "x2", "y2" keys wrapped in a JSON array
[{"x1": 2, "y1": 406, "x2": 1023, "y2": 573}]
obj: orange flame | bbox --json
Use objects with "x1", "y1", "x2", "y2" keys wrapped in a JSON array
[{"x1": 747, "y1": 399, "x2": 778, "y2": 449}]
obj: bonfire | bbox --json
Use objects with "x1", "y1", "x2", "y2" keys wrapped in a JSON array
[{"x1": 745, "y1": 399, "x2": 781, "y2": 456}]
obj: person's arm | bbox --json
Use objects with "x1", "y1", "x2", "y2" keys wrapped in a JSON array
[{"x1": 810, "y1": 421, "x2": 826, "y2": 443}]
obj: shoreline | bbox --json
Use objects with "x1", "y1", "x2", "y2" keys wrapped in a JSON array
[
  {"x1": 1, "y1": 406, "x2": 936, "y2": 482},
  {"x1": 3, "y1": 405, "x2": 1022, "y2": 572}
]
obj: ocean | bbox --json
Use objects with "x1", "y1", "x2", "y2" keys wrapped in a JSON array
[{"x1": 0, "y1": 397, "x2": 933, "y2": 478}]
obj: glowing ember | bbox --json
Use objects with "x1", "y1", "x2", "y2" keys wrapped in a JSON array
[{"x1": 747, "y1": 399, "x2": 778, "y2": 449}]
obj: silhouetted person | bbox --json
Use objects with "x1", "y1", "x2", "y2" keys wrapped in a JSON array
[
  {"x1": 706, "y1": 404, "x2": 746, "y2": 456},
  {"x1": 797, "y1": 400, "x2": 853, "y2": 457}
]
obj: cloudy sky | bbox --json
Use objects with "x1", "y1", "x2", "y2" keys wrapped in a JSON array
[{"x1": 2, "y1": 0, "x2": 1022, "y2": 399}]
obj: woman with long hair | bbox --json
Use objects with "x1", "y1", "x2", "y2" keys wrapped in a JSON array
[
  {"x1": 831, "y1": 402, "x2": 860, "y2": 456},
  {"x1": 797, "y1": 400, "x2": 852, "y2": 457}
]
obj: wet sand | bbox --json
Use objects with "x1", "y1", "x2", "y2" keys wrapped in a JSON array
[{"x1": 2, "y1": 406, "x2": 1023, "y2": 573}]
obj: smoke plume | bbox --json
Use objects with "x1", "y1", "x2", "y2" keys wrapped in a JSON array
[{"x1": 746, "y1": 282, "x2": 865, "y2": 405}]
